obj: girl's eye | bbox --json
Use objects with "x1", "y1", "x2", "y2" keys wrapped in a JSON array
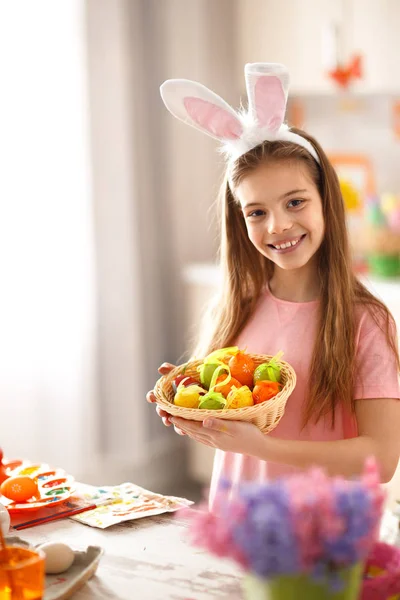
[
  {"x1": 247, "y1": 209, "x2": 265, "y2": 218},
  {"x1": 287, "y1": 199, "x2": 303, "y2": 208}
]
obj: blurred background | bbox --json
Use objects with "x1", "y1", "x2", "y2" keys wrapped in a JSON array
[{"x1": 1, "y1": 0, "x2": 400, "y2": 504}]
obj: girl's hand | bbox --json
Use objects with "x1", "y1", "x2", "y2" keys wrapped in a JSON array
[
  {"x1": 146, "y1": 363, "x2": 186, "y2": 435},
  {"x1": 169, "y1": 416, "x2": 265, "y2": 456}
]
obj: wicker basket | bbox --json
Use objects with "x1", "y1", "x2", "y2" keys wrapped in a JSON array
[{"x1": 153, "y1": 354, "x2": 297, "y2": 434}]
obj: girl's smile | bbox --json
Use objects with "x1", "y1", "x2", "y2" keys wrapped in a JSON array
[{"x1": 267, "y1": 233, "x2": 306, "y2": 253}]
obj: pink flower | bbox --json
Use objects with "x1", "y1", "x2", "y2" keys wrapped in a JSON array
[{"x1": 184, "y1": 459, "x2": 385, "y2": 582}]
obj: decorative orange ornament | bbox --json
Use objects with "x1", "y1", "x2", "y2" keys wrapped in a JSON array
[
  {"x1": 328, "y1": 54, "x2": 363, "y2": 89},
  {"x1": 214, "y1": 374, "x2": 243, "y2": 398},
  {"x1": 253, "y1": 381, "x2": 280, "y2": 404},
  {"x1": 228, "y1": 352, "x2": 255, "y2": 388}
]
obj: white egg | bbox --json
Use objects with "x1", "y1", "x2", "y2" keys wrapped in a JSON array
[
  {"x1": 0, "y1": 502, "x2": 10, "y2": 535},
  {"x1": 37, "y1": 542, "x2": 75, "y2": 574}
]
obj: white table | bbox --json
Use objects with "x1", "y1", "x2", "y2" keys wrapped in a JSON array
[
  {"x1": 17, "y1": 512, "x2": 243, "y2": 600},
  {"x1": 10, "y1": 507, "x2": 400, "y2": 599}
]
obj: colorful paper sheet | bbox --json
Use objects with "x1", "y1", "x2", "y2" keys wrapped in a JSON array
[{"x1": 70, "y1": 482, "x2": 193, "y2": 529}]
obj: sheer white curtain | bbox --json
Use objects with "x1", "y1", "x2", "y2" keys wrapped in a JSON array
[
  {"x1": 0, "y1": 0, "x2": 184, "y2": 489},
  {"x1": 0, "y1": 0, "x2": 236, "y2": 492},
  {"x1": 0, "y1": 1, "x2": 97, "y2": 477}
]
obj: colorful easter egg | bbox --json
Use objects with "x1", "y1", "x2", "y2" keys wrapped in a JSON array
[
  {"x1": 253, "y1": 361, "x2": 282, "y2": 384},
  {"x1": 226, "y1": 386, "x2": 254, "y2": 409},
  {"x1": 214, "y1": 374, "x2": 242, "y2": 398},
  {"x1": 174, "y1": 386, "x2": 203, "y2": 408},
  {"x1": 198, "y1": 392, "x2": 226, "y2": 410},
  {"x1": 253, "y1": 381, "x2": 280, "y2": 404},
  {"x1": 199, "y1": 362, "x2": 228, "y2": 389},
  {"x1": 0, "y1": 475, "x2": 39, "y2": 502},
  {"x1": 228, "y1": 352, "x2": 255, "y2": 387},
  {"x1": 199, "y1": 347, "x2": 240, "y2": 389},
  {"x1": 172, "y1": 375, "x2": 200, "y2": 394}
]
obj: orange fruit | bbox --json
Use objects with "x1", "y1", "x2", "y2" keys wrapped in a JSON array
[
  {"x1": 253, "y1": 381, "x2": 280, "y2": 404},
  {"x1": 214, "y1": 374, "x2": 243, "y2": 398},
  {"x1": 228, "y1": 352, "x2": 255, "y2": 388}
]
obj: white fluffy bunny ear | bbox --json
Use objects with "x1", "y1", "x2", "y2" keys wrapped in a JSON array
[
  {"x1": 160, "y1": 79, "x2": 243, "y2": 142},
  {"x1": 245, "y1": 63, "x2": 289, "y2": 133}
]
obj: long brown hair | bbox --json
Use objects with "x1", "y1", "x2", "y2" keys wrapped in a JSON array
[{"x1": 194, "y1": 129, "x2": 400, "y2": 427}]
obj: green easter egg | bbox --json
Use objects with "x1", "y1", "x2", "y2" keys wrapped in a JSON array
[
  {"x1": 253, "y1": 363, "x2": 270, "y2": 384},
  {"x1": 198, "y1": 391, "x2": 226, "y2": 410},
  {"x1": 200, "y1": 362, "x2": 227, "y2": 389},
  {"x1": 253, "y1": 362, "x2": 281, "y2": 384}
]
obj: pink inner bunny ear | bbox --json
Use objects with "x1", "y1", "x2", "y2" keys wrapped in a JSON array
[
  {"x1": 254, "y1": 76, "x2": 286, "y2": 132},
  {"x1": 184, "y1": 97, "x2": 242, "y2": 139}
]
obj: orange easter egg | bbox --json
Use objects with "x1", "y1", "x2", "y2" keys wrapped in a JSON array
[
  {"x1": 253, "y1": 381, "x2": 280, "y2": 404},
  {"x1": 228, "y1": 352, "x2": 255, "y2": 388},
  {"x1": 214, "y1": 375, "x2": 243, "y2": 398},
  {"x1": 0, "y1": 475, "x2": 39, "y2": 502}
]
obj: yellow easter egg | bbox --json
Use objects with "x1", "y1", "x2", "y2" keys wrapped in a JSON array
[
  {"x1": 226, "y1": 386, "x2": 253, "y2": 409},
  {"x1": 174, "y1": 387, "x2": 202, "y2": 408}
]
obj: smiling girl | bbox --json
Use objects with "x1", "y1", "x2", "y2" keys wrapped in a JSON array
[{"x1": 147, "y1": 63, "x2": 400, "y2": 506}]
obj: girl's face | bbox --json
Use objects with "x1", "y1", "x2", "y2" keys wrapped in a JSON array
[{"x1": 235, "y1": 160, "x2": 325, "y2": 271}]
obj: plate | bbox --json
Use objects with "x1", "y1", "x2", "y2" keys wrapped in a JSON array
[
  {"x1": 5, "y1": 536, "x2": 104, "y2": 600},
  {"x1": 1, "y1": 460, "x2": 75, "y2": 513},
  {"x1": 44, "y1": 545, "x2": 103, "y2": 600}
]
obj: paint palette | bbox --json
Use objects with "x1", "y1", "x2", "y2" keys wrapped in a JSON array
[{"x1": 0, "y1": 459, "x2": 75, "y2": 513}]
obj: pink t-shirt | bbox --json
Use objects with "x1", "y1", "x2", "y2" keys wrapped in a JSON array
[{"x1": 209, "y1": 286, "x2": 400, "y2": 508}]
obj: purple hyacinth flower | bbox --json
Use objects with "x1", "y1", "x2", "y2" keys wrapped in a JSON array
[{"x1": 231, "y1": 481, "x2": 300, "y2": 579}]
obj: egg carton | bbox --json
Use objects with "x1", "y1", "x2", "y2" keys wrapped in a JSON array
[{"x1": 6, "y1": 536, "x2": 103, "y2": 600}]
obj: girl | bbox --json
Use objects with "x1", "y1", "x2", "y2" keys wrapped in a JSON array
[{"x1": 147, "y1": 63, "x2": 400, "y2": 507}]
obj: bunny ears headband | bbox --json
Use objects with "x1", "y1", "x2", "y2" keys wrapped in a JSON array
[{"x1": 160, "y1": 63, "x2": 320, "y2": 165}]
